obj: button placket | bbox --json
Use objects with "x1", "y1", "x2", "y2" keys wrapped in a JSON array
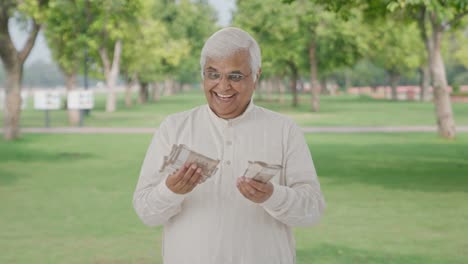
[{"x1": 223, "y1": 124, "x2": 234, "y2": 172}]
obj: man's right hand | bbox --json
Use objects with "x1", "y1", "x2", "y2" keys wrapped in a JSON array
[{"x1": 166, "y1": 163, "x2": 203, "y2": 194}]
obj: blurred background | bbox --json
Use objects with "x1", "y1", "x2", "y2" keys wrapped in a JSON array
[{"x1": 1, "y1": 0, "x2": 467, "y2": 263}]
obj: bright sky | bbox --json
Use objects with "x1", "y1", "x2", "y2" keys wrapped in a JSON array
[{"x1": 10, "y1": 0, "x2": 235, "y2": 65}]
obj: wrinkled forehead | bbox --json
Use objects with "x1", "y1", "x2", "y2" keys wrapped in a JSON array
[{"x1": 204, "y1": 50, "x2": 251, "y2": 72}]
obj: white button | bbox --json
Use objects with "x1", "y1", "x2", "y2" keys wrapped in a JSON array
[
  {"x1": 225, "y1": 160, "x2": 231, "y2": 165},
  {"x1": 226, "y1": 140, "x2": 232, "y2": 146}
]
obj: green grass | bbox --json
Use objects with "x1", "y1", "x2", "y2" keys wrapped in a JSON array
[
  {"x1": 1, "y1": 133, "x2": 467, "y2": 263},
  {"x1": 5, "y1": 90, "x2": 468, "y2": 128}
]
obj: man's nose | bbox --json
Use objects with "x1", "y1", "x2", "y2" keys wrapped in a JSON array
[{"x1": 218, "y1": 74, "x2": 230, "y2": 90}]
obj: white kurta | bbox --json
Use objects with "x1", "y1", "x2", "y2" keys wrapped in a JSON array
[{"x1": 133, "y1": 102, "x2": 325, "y2": 264}]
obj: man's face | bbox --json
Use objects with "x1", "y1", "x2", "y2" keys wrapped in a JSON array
[{"x1": 203, "y1": 50, "x2": 258, "y2": 119}]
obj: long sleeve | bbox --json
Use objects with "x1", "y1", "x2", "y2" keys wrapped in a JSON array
[
  {"x1": 133, "y1": 119, "x2": 186, "y2": 227},
  {"x1": 261, "y1": 123, "x2": 326, "y2": 227}
]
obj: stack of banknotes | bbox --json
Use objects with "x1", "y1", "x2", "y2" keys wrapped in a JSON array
[
  {"x1": 242, "y1": 161, "x2": 283, "y2": 183},
  {"x1": 159, "y1": 144, "x2": 282, "y2": 183},
  {"x1": 159, "y1": 144, "x2": 220, "y2": 181}
]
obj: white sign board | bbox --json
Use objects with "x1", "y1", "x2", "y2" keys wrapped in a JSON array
[
  {"x1": 21, "y1": 91, "x2": 28, "y2": 109},
  {"x1": 0, "y1": 90, "x2": 28, "y2": 110},
  {"x1": 68, "y1": 90, "x2": 94, "y2": 110},
  {"x1": 34, "y1": 90, "x2": 62, "y2": 110}
]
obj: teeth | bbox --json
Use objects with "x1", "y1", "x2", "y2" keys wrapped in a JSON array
[{"x1": 215, "y1": 93, "x2": 234, "y2": 98}]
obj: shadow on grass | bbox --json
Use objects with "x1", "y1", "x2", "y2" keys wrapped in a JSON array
[
  {"x1": 297, "y1": 243, "x2": 459, "y2": 264},
  {"x1": 0, "y1": 168, "x2": 18, "y2": 185},
  {"x1": 312, "y1": 138, "x2": 468, "y2": 193},
  {"x1": 0, "y1": 145, "x2": 94, "y2": 163},
  {"x1": 0, "y1": 137, "x2": 95, "y2": 186}
]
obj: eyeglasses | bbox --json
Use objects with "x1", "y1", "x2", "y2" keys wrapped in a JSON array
[{"x1": 203, "y1": 71, "x2": 251, "y2": 83}]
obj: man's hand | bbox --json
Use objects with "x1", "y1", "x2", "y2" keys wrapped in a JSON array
[
  {"x1": 236, "y1": 176, "x2": 273, "y2": 203},
  {"x1": 166, "y1": 163, "x2": 203, "y2": 194}
]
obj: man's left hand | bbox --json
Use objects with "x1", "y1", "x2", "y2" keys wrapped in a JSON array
[{"x1": 236, "y1": 177, "x2": 273, "y2": 203}]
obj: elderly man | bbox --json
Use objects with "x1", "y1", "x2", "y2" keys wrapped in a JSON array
[{"x1": 133, "y1": 27, "x2": 325, "y2": 264}]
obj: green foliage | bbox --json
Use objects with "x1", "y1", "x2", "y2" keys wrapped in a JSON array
[
  {"x1": 120, "y1": 0, "x2": 188, "y2": 83},
  {"x1": 154, "y1": 0, "x2": 218, "y2": 83},
  {"x1": 450, "y1": 23, "x2": 468, "y2": 68},
  {"x1": 348, "y1": 59, "x2": 388, "y2": 87},
  {"x1": 85, "y1": 0, "x2": 143, "y2": 72},
  {"x1": 235, "y1": 0, "x2": 307, "y2": 77},
  {"x1": 118, "y1": 0, "x2": 217, "y2": 84},
  {"x1": 366, "y1": 19, "x2": 423, "y2": 77},
  {"x1": 17, "y1": 0, "x2": 50, "y2": 23},
  {"x1": 44, "y1": 0, "x2": 87, "y2": 75},
  {"x1": 387, "y1": 0, "x2": 468, "y2": 23},
  {"x1": 234, "y1": 0, "x2": 367, "y2": 79}
]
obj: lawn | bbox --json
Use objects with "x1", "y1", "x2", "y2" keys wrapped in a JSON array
[
  {"x1": 1, "y1": 133, "x2": 467, "y2": 264},
  {"x1": 6, "y1": 90, "x2": 468, "y2": 128}
]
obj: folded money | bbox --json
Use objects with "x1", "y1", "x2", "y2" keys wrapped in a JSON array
[
  {"x1": 242, "y1": 161, "x2": 282, "y2": 183},
  {"x1": 160, "y1": 144, "x2": 220, "y2": 180}
]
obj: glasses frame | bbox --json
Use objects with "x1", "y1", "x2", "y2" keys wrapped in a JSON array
[{"x1": 203, "y1": 70, "x2": 252, "y2": 83}]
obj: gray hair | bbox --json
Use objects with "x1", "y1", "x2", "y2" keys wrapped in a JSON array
[{"x1": 200, "y1": 27, "x2": 261, "y2": 81}]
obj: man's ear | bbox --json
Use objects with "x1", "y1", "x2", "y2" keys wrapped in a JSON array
[
  {"x1": 254, "y1": 68, "x2": 262, "y2": 90},
  {"x1": 257, "y1": 68, "x2": 262, "y2": 81}
]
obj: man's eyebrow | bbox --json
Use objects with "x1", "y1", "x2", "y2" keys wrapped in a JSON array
[{"x1": 206, "y1": 66, "x2": 217, "y2": 71}]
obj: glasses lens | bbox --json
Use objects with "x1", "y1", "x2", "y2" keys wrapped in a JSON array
[
  {"x1": 228, "y1": 73, "x2": 244, "y2": 82},
  {"x1": 206, "y1": 72, "x2": 221, "y2": 80}
]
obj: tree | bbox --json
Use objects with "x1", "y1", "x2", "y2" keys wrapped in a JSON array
[
  {"x1": 167, "y1": 0, "x2": 218, "y2": 87},
  {"x1": 0, "y1": 0, "x2": 49, "y2": 140},
  {"x1": 86, "y1": 0, "x2": 142, "y2": 112},
  {"x1": 235, "y1": 0, "x2": 308, "y2": 107},
  {"x1": 151, "y1": 0, "x2": 217, "y2": 95},
  {"x1": 389, "y1": 0, "x2": 467, "y2": 139},
  {"x1": 299, "y1": 4, "x2": 367, "y2": 110},
  {"x1": 235, "y1": 0, "x2": 366, "y2": 109},
  {"x1": 307, "y1": 0, "x2": 468, "y2": 138},
  {"x1": 44, "y1": 0, "x2": 87, "y2": 125},
  {"x1": 367, "y1": 19, "x2": 422, "y2": 100},
  {"x1": 119, "y1": 0, "x2": 193, "y2": 105}
]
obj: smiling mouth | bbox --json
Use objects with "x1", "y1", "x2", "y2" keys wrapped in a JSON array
[{"x1": 213, "y1": 91, "x2": 236, "y2": 101}]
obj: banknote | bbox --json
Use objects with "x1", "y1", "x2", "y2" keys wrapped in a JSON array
[
  {"x1": 160, "y1": 144, "x2": 220, "y2": 180},
  {"x1": 242, "y1": 161, "x2": 282, "y2": 183}
]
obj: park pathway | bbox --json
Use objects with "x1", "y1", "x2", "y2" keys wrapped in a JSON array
[{"x1": 17, "y1": 126, "x2": 468, "y2": 134}]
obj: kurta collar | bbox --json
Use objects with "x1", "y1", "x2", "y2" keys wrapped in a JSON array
[{"x1": 206, "y1": 98, "x2": 255, "y2": 127}]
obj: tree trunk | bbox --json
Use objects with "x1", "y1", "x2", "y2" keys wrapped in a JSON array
[
  {"x1": 64, "y1": 72, "x2": 80, "y2": 126},
  {"x1": 417, "y1": 8, "x2": 433, "y2": 103},
  {"x1": 344, "y1": 69, "x2": 351, "y2": 91},
  {"x1": 174, "y1": 82, "x2": 182, "y2": 94},
  {"x1": 99, "y1": 40, "x2": 122, "y2": 113},
  {"x1": 0, "y1": 15, "x2": 40, "y2": 140},
  {"x1": 152, "y1": 82, "x2": 160, "y2": 102},
  {"x1": 320, "y1": 79, "x2": 327, "y2": 95},
  {"x1": 288, "y1": 62, "x2": 298, "y2": 107},
  {"x1": 124, "y1": 73, "x2": 135, "y2": 108},
  {"x1": 430, "y1": 26, "x2": 456, "y2": 139},
  {"x1": 278, "y1": 77, "x2": 286, "y2": 104},
  {"x1": 3, "y1": 65, "x2": 22, "y2": 139},
  {"x1": 419, "y1": 64, "x2": 431, "y2": 101},
  {"x1": 266, "y1": 78, "x2": 273, "y2": 101},
  {"x1": 124, "y1": 81, "x2": 133, "y2": 108},
  {"x1": 389, "y1": 71, "x2": 400, "y2": 101},
  {"x1": 139, "y1": 82, "x2": 149, "y2": 104},
  {"x1": 164, "y1": 78, "x2": 174, "y2": 96},
  {"x1": 309, "y1": 41, "x2": 320, "y2": 112}
]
